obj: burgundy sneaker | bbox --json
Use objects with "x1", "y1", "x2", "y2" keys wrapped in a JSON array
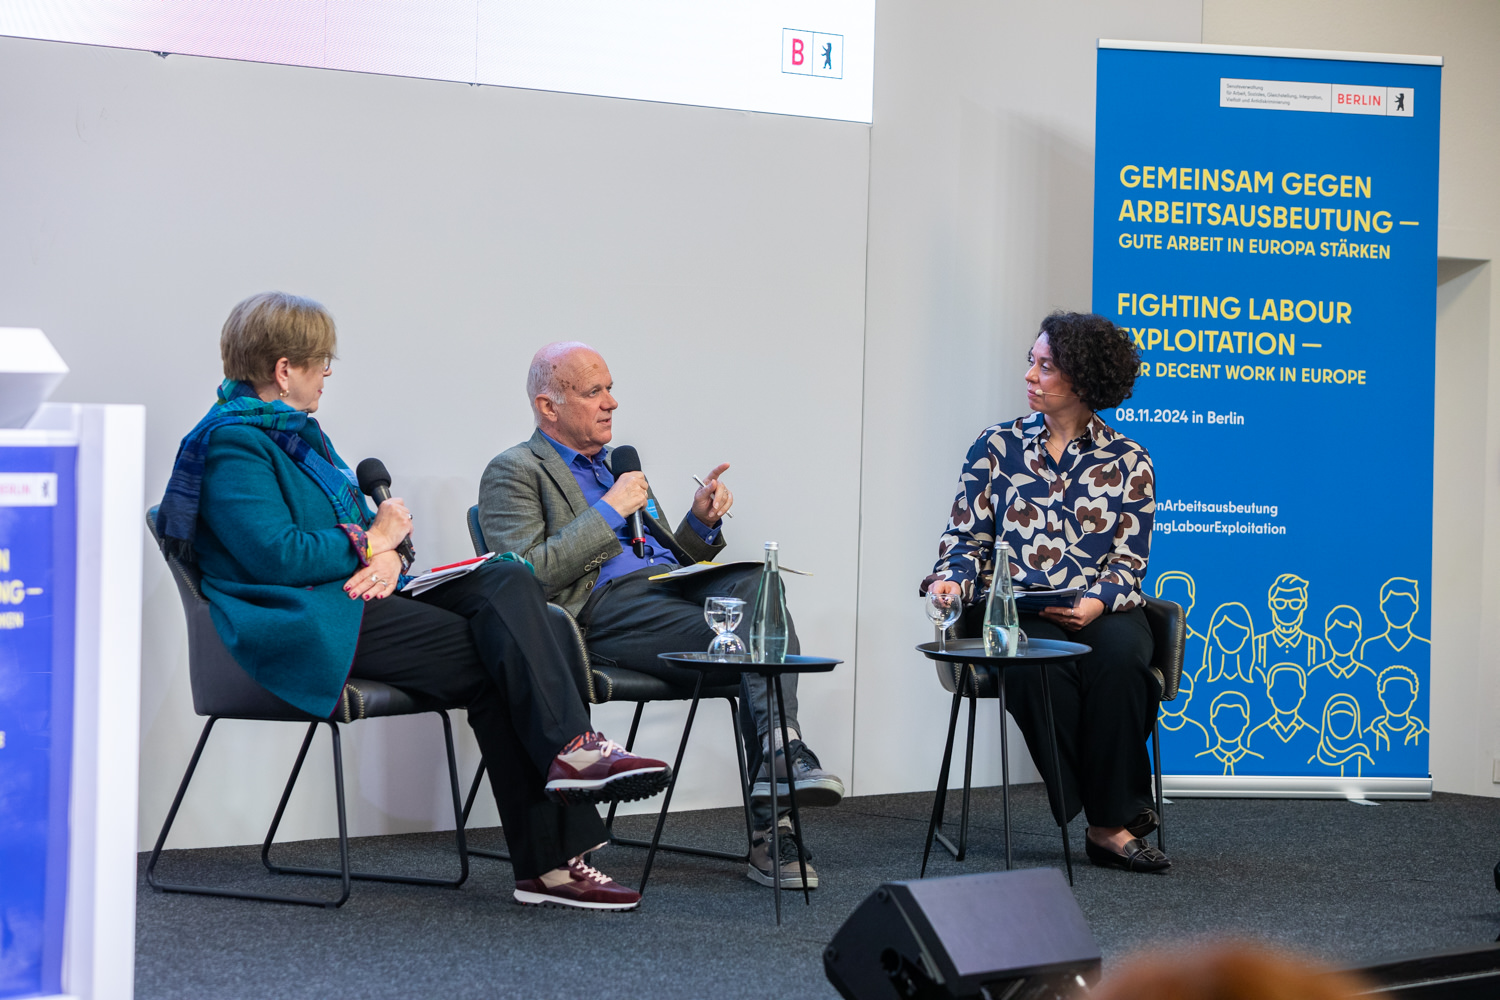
[
  {"x1": 513, "y1": 857, "x2": 641, "y2": 911},
  {"x1": 544, "y1": 731, "x2": 670, "y2": 805}
]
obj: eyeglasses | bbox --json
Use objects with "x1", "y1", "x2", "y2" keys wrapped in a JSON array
[{"x1": 1269, "y1": 596, "x2": 1306, "y2": 611}]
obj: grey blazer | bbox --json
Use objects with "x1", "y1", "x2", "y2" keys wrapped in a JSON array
[{"x1": 478, "y1": 428, "x2": 726, "y2": 617}]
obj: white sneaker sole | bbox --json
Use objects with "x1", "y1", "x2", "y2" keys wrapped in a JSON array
[
  {"x1": 745, "y1": 864, "x2": 819, "y2": 890},
  {"x1": 749, "y1": 777, "x2": 845, "y2": 808},
  {"x1": 513, "y1": 888, "x2": 640, "y2": 911}
]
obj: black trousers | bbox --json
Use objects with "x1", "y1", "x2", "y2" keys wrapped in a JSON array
[
  {"x1": 350, "y1": 560, "x2": 605, "y2": 880},
  {"x1": 989, "y1": 607, "x2": 1157, "y2": 828},
  {"x1": 580, "y1": 563, "x2": 801, "y2": 830}
]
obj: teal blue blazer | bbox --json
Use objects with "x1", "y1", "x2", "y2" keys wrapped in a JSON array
[{"x1": 194, "y1": 424, "x2": 369, "y2": 716}]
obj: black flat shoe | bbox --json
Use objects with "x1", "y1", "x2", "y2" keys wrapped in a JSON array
[
  {"x1": 1126, "y1": 808, "x2": 1160, "y2": 839},
  {"x1": 1085, "y1": 836, "x2": 1171, "y2": 873}
]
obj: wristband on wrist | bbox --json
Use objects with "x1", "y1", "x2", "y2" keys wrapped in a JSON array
[{"x1": 339, "y1": 524, "x2": 373, "y2": 567}]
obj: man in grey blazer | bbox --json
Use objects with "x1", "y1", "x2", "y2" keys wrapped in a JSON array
[{"x1": 479, "y1": 341, "x2": 844, "y2": 889}]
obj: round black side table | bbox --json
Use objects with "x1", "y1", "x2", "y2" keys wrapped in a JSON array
[
  {"x1": 916, "y1": 636, "x2": 1090, "y2": 883},
  {"x1": 658, "y1": 652, "x2": 840, "y2": 925}
]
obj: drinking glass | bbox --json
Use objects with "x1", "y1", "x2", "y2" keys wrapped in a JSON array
[
  {"x1": 704, "y1": 596, "x2": 747, "y2": 657},
  {"x1": 924, "y1": 591, "x2": 963, "y2": 650}
]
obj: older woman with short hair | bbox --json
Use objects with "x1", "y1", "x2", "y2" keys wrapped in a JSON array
[
  {"x1": 157, "y1": 291, "x2": 669, "y2": 910},
  {"x1": 923, "y1": 311, "x2": 1169, "y2": 872}
]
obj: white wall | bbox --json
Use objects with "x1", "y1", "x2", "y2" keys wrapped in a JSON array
[
  {"x1": 1204, "y1": 0, "x2": 1500, "y2": 796},
  {"x1": 852, "y1": 0, "x2": 1203, "y2": 796},
  {"x1": 0, "y1": 35, "x2": 870, "y2": 848}
]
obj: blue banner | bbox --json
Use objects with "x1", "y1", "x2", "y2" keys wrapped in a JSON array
[
  {"x1": 1091, "y1": 44, "x2": 1441, "y2": 782},
  {"x1": 0, "y1": 446, "x2": 76, "y2": 999}
]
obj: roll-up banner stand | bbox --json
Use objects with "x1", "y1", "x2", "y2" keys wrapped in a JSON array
[
  {"x1": 0, "y1": 438, "x2": 76, "y2": 997},
  {"x1": 1091, "y1": 40, "x2": 1441, "y2": 799}
]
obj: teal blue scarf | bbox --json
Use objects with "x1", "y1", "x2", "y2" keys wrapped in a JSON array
[{"x1": 157, "y1": 380, "x2": 370, "y2": 559}]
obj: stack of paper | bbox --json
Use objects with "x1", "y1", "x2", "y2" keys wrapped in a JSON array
[{"x1": 401, "y1": 554, "x2": 494, "y2": 596}]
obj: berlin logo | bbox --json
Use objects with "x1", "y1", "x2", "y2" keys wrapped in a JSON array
[{"x1": 783, "y1": 29, "x2": 844, "y2": 79}]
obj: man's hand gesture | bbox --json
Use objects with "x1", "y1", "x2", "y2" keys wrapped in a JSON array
[{"x1": 691, "y1": 463, "x2": 733, "y2": 526}]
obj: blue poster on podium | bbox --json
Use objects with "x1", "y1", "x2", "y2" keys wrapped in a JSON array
[
  {"x1": 1091, "y1": 42, "x2": 1441, "y2": 787},
  {"x1": 0, "y1": 444, "x2": 76, "y2": 998}
]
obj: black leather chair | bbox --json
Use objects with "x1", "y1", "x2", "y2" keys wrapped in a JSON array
[
  {"x1": 926, "y1": 595, "x2": 1185, "y2": 872},
  {"x1": 462, "y1": 505, "x2": 754, "y2": 894},
  {"x1": 144, "y1": 507, "x2": 471, "y2": 908}
]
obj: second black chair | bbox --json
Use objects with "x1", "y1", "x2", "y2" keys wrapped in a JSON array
[{"x1": 461, "y1": 505, "x2": 756, "y2": 894}]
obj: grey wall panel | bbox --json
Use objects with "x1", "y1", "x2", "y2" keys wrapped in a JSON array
[
  {"x1": 854, "y1": 0, "x2": 1203, "y2": 797},
  {"x1": 0, "y1": 34, "x2": 869, "y2": 849}
]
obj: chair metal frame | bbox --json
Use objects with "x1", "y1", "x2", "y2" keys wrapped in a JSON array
[
  {"x1": 462, "y1": 504, "x2": 755, "y2": 892},
  {"x1": 145, "y1": 507, "x2": 470, "y2": 909}
]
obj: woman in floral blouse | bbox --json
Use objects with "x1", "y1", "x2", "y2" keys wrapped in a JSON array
[{"x1": 923, "y1": 311, "x2": 1169, "y2": 873}]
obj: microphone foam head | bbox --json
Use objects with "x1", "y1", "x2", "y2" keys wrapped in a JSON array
[
  {"x1": 355, "y1": 458, "x2": 391, "y2": 496},
  {"x1": 610, "y1": 445, "x2": 641, "y2": 475}
]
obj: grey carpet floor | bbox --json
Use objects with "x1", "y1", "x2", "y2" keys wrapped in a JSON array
[{"x1": 135, "y1": 786, "x2": 1500, "y2": 999}]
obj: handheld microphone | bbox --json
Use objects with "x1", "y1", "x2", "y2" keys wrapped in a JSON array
[
  {"x1": 609, "y1": 445, "x2": 648, "y2": 558},
  {"x1": 355, "y1": 457, "x2": 416, "y2": 564}
]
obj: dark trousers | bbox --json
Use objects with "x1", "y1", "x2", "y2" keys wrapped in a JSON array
[
  {"x1": 580, "y1": 563, "x2": 800, "y2": 829},
  {"x1": 999, "y1": 607, "x2": 1157, "y2": 828},
  {"x1": 350, "y1": 560, "x2": 605, "y2": 880}
]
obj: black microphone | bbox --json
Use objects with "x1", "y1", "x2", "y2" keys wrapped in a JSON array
[
  {"x1": 355, "y1": 457, "x2": 416, "y2": 564},
  {"x1": 609, "y1": 445, "x2": 647, "y2": 558}
]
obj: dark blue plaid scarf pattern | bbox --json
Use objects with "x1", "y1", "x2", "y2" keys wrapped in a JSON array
[{"x1": 157, "y1": 379, "x2": 370, "y2": 559}]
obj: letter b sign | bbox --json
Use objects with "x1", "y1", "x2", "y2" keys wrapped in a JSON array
[{"x1": 783, "y1": 29, "x2": 844, "y2": 79}]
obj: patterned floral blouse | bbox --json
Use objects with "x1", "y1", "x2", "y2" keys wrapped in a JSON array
[{"x1": 923, "y1": 412, "x2": 1155, "y2": 611}]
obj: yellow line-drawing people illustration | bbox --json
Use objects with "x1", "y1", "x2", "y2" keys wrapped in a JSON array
[
  {"x1": 1155, "y1": 570, "x2": 1206, "y2": 644},
  {"x1": 1192, "y1": 602, "x2": 1269, "y2": 739},
  {"x1": 1196, "y1": 690, "x2": 1264, "y2": 775},
  {"x1": 1158, "y1": 666, "x2": 1211, "y2": 752},
  {"x1": 1367, "y1": 665, "x2": 1428, "y2": 752},
  {"x1": 1155, "y1": 570, "x2": 1207, "y2": 689},
  {"x1": 1305, "y1": 605, "x2": 1380, "y2": 741},
  {"x1": 1360, "y1": 577, "x2": 1430, "y2": 675},
  {"x1": 1247, "y1": 662, "x2": 1320, "y2": 766},
  {"x1": 1199, "y1": 602, "x2": 1258, "y2": 684},
  {"x1": 1253, "y1": 574, "x2": 1326, "y2": 674},
  {"x1": 1309, "y1": 694, "x2": 1374, "y2": 776}
]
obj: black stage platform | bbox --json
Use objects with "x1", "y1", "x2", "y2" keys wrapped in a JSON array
[{"x1": 135, "y1": 786, "x2": 1500, "y2": 999}]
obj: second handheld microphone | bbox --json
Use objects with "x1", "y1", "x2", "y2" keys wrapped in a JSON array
[
  {"x1": 609, "y1": 445, "x2": 648, "y2": 558},
  {"x1": 355, "y1": 457, "x2": 416, "y2": 565}
]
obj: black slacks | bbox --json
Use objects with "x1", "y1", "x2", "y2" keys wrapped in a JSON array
[
  {"x1": 994, "y1": 607, "x2": 1157, "y2": 828},
  {"x1": 580, "y1": 563, "x2": 801, "y2": 830},
  {"x1": 350, "y1": 560, "x2": 605, "y2": 880}
]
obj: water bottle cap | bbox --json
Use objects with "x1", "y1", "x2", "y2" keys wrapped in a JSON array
[{"x1": 764, "y1": 541, "x2": 779, "y2": 551}]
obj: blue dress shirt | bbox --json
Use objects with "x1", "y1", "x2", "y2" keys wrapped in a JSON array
[{"x1": 541, "y1": 432, "x2": 721, "y2": 590}]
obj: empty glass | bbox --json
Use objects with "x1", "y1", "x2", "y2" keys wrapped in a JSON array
[
  {"x1": 924, "y1": 591, "x2": 963, "y2": 650},
  {"x1": 704, "y1": 596, "x2": 747, "y2": 657}
]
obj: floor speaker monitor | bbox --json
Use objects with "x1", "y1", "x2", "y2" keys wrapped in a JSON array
[
  {"x1": 823, "y1": 868, "x2": 1100, "y2": 1000},
  {"x1": 1353, "y1": 942, "x2": 1500, "y2": 999}
]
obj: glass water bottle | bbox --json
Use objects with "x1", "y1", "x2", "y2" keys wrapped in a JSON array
[
  {"x1": 983, "y1": 542, "x2": 1021, "y2": 657},
  {"x1": 748, "y1": 541, "x2": 790, "y2": 663}
]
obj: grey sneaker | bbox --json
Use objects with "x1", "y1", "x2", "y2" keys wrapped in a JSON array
[
  {"x1": 750, "y1": 739, "x2": 845, "y2": 808},
  {"x1": 747, "y1": 819, "x2": 819, "y2": 889}
]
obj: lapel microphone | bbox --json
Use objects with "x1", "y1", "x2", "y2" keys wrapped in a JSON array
[{"x1": 608, "y1": 445, "x2": 648, "y2": 558}]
